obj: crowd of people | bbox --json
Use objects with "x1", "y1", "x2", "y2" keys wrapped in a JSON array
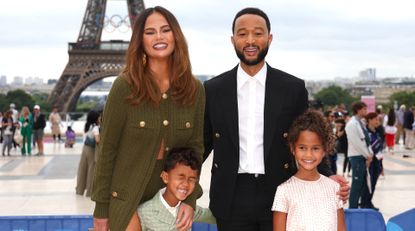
[
  {"x1": 0, "y1": 103, "x2": 78, "y2": 156},
  {"x1": 321, "y1": 102, "x2": 415, "y2": 213}
]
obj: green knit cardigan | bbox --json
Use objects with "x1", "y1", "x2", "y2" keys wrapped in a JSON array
[{"x1": 91, "y1": 76, "x2": 205, "y2": 231}]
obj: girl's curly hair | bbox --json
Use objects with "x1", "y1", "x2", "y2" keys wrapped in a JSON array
[{"x1": 287, "y1": 109, "x2": 336, "y2": 154}]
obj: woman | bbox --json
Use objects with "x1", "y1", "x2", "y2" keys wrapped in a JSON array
[
  {"x1": 19, "y1": 106, "x2": 33, "y2": 156},
  {"x1": 384, "y1": 108, "x2": 397, "y2": 155},
  {"x1": 2, "y1": 110, "x2": 15, "y2": 156},
  {"x1": 49, "y1": 107, "x2": 62, "y2": 142},
  {"x1": 76, "y1": 110, "x2": 100, "y2": 197},
  {"x1": 92, "y1": 6, "x2": 205, "y2": 231}
]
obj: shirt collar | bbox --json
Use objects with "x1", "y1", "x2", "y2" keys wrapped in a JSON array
[
  {"x1": 159, "y1": 187, "x2": 181, "y2": 216},
  {"x1": 237, "y1": 63, "x2": 267, "y2": 90}
]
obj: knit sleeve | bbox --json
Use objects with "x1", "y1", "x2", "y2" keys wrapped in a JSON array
[
  {"x1": 272, "y1": 185, "x2": 288, "y2": 213},
  {"x1": 91, "y1": 76, "x2": 129, "y2": 218}
]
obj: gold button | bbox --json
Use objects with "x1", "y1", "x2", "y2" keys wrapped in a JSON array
[
  {"x1": 185, "y1": 122, "x2": 191, "y2": 128},
  {"x1": 162, "y1": 93, "x2": 168, "y2": 99},
  {"x1": 215, "y1": 133, "x2": 220, "y2": 138},
  {"x1": 283, "y1": 132, "x2": 288, "y2": 138},
  {"x1": 163, "y1": 120, "x2": 169, "y2": 126},
  {"x1": 112, "y1": 191, "x2": 118, "y2": 198},
  {"x1": 165, "y1": 147, "x2": 170, "y2": 152},
  {"x1": 284, "y1": 163, "x2": 289, "y2": 169},
  {"x1": 139, "y1": 121, "x2": 145, "y2": 127}
]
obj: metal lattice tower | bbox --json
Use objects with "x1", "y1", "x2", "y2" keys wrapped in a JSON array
[{"x1": 48, "y1": 0, "x2": 145, "y2": 112}]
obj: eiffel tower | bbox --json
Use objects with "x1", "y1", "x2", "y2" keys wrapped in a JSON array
[{"x1": 48, "y1": 0, "x2": 145, "y2": 112}]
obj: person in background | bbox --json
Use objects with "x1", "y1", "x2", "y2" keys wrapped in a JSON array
[
  {"x1": 335, "y1": 117, "x2": 350, "y2": 177},
  {"x1": 9, "y1": 103, "x2": 19, "y2": 149},
  {"x1": 324, "y1": 110, "x2": 338, "y2": 174},
  {"x1": 65, "y1": 126, "x2": 76, "y2": 148},
  {"x1": 91, "y1": 6, "x2": 205, "y2": 231},
  {"x1": 345, "y1": 101, "x2": 373, "y2": 209},
  {"x1": 32, "y1": 105, "x2": 46, "y2": 156},
  {"x1": 49, "y1": 106, "x2": 63, "y2": 143},
  {"x1": 76, "y1": 110, "x2": 100, "y2": 197},
  {"x1": 384, "y1": 108, "x2": 397, "y2": 155},
  {"x1": 403, "y1": 106, "x2": 414, "y2": 150},
  {"x1": 19, "y1": 106, "x2": 33, "y2": 156},
  {"x1": 395, "y1": 104, "x2": 406, "y2": 145},
  {"x1": 272, "y1": 110, "x2": 345, "y2": 231},
  {"x1": 360, "y1": 112, "x2": 383, "y2": 211},
  {"x1": 0, "y1": 111, "x2": 3, "y2": 144},
  {"x1": 2, "y1": 110, "x2": 16, "y2": 156}
]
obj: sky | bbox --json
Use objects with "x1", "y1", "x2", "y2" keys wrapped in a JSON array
[{"x1": 1, "y1": 0, "x2": 415, "y2": 82}]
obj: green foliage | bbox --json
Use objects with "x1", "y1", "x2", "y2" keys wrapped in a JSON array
[
  {"x1": 0, "y1": 89, "x2": 35, "y2": 112},
  {"x1": 31, "y1": 92, "x2": 51, "y2": 112},
  {"x1": 314, "y1": 85, "x2": 357, "y2": 108},
  {"x1": 76, "y1": 101, "x2": 99, "y2": 113},
  {"x1": 389, "y1": 91, "x2": 415, "y2": 108}
]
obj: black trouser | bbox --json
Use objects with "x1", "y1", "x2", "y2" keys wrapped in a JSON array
[
  {"x1": 216, "y1": 174, "x2": 273, "y2": 231},
  {"x1": 361, "y1": 158, "x2": 381, "y2": 208}
]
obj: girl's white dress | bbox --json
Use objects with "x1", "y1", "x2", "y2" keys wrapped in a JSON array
[{"x1": 272, "y1": 174, "x2": 343, "y2": 231}]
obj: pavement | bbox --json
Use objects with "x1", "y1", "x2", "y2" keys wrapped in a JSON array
[{"x1": 0, "y1": 140, "x2": 414, "y2": 221}]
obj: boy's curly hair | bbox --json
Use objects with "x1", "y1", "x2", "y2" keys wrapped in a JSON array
[
  {"x1": 287, "y1": 109, "x2": 336, "y2": 154},
  {"x1": 163, "y1": 147, "x2": 202, "y2": 176}
]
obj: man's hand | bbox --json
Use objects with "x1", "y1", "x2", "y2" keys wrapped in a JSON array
[
  {"x1": 176, "y1": 203, "x2": 194, "y2": 231},
  {"x1": 329, "y1": 175, "x2": 350, "y2": 203},
  {"x1": 93, "y1": 217, "x2": 109, "y2": 231},
  {"x1": 366, "y1": 156, "x2": 373, "y2": 167}
]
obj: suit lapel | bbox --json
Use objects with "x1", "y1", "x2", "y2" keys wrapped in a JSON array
[
  {"x1": 264, "y1": 65, "x2": 284, "y2": 161},
  {"x1": 220, "y1": 66, "x2": 239, "y2": 149}
]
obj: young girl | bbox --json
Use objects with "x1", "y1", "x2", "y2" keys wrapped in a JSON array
[
  {"x1": 65, "y1": 126, "x2": 76, "y2": 148},
  {"x1": 384, "y1": 108, "x2": 397, "y2": 155},
  {"x1": 272, "y1": 110, "x2": 346, "y2": 231}
]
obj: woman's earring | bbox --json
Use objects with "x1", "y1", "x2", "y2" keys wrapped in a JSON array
[{"x1": 142, "y1": 54, "x2": 147, "y2": 66}]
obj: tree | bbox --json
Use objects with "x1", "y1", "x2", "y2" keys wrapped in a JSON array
[
  {"x1": 389, "y1": 91, "x2": 415, "y2": 108},
  {"x1": 1, "y1": 89, "x2": 35, "y2": 112},
  {"x1": 314, "y1": 86, "x2": 356, "y2": 109},
  {"x1": 32, "y1": 92, "x2": 52, "y2": 112}
]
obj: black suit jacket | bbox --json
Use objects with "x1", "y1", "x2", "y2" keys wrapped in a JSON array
[{"x1": 204, "y1": 64, "x2": 332, "y2": 219}]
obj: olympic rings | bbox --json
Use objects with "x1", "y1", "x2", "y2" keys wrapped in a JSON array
[{"x1": 95, "y1": 13, "x2": 133, "y2": 33}]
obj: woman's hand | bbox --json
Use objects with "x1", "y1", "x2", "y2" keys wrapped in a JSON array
[
  {"x1": 93, "y1": 217, "x2": 109, "y2": 231},
  {"x1": 176, "y1": 203, "x2": 194, "y2": 231}
]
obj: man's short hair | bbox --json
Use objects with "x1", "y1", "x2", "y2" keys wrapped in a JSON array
[
  {"x1": 163, "y1": 147, "x2": 202, "y2": 175},
  {"x1": 232, "y1": 7, "x2": 271, "y2": 34},
  {"x1": 351, "y1": 101, "x2": 367, "y2": 115}
]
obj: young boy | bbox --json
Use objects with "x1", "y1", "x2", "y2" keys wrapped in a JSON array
[{"x1": 137, "y1": 147, "x2": 216, "y2": 231}]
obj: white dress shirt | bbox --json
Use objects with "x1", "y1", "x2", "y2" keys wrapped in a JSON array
[
  {"x1": 159, "y1": 187, "x2": 181, "y2": 218},
  {"x1": 237, "y1": 64, "x2": 267, "y2": 174}
]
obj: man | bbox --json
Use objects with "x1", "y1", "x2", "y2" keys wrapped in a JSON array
[
  {"x1": 204, "y1": 7, "x2": 349, "y2": 230},
  {"x1": 345, "y1": 101, "x2": 373, "y2": 209},
  {"x1": 395, "y1": 104, "x2": 406, "y2": 144},
  {"x1": 9, "y1": 103, "x2": 19, "y2": 123},
  {"x1": 403, "y1": 106, "x2": 415, "y2": 150},
  {"x1": 32, "y1": 105, "x2": 46, "y2": 156}
]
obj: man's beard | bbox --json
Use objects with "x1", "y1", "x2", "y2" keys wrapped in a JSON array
[{"x1": 235, "y1": 44, "x2": 269, "y2": 66}]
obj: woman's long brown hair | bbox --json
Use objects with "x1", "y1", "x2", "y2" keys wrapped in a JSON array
[{"x1": 123, "y1": 6, "x2": 197, "y2": 106}]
